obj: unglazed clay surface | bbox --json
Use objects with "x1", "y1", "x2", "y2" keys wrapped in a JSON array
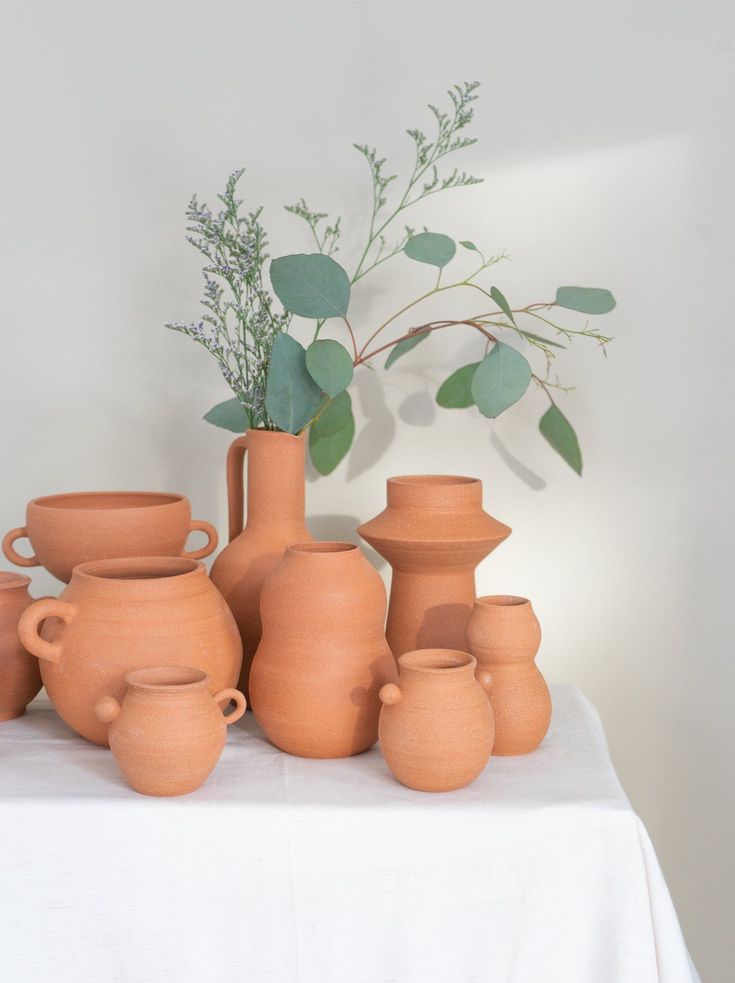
[
  {"x1": 210, "y1": 430, "x2": 313, "y2": 699},
  {"x1": 2, "y1": 491, "x2": 217, "y2": 582},
  {"x1": 379, "y1": 648, "x2": 494, "y2": 791},
  {"x1": 18, "y1": 557, "x2": 242, "y2": 746},
  {"x1": 466, "y1": 595, "x2": 551, "y2": 755},
  {"x1": 0, "y1": 572, "x2": 41, "y2": 721},
  {"x1": 250, "y1": 542, "x2": 397, "y2": 758},
  {"x1": 359, "y1": 476, "x2": 511, "y2": 658},
  {"x1": 96, "y1": 666, "x2": 245, "y2": 796}
]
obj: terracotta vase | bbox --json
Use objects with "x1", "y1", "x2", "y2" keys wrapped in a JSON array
[
  {"x1": 249, "y1": 542, "x2": 397, "y2": 758},
  {"x1": 466, "y1": 595, "x2": 551, "y2": 755},
  {"x1": 210, "y1": 429, "x2": 312, "y2": 699},
  {"x1": 379, "y1": 648, "x2": 494, "y2": 792},
  {"x1": 95, "y1": 667, "x2": 246, "y2": 796},
  {"x1": 17, "y1": 556, "x2": 242, "y2": 746},
  {"x1": 0, "y1": 572, "x2": 41, "y2": 721},
  {"x1": 358, "y1": 476, "x2": 511, "y2": 658},
  {"x1": 3, "y1": 491, "x2": 218, "y2": 583}
]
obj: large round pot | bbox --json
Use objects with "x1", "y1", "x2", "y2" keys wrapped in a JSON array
[
  {"x1": 0, "y1": 572, "x2": 41, "y2": 721},
  {"x1": 17, "y1": 556, "x2": 242, "y2": 746},
  {"x1": 3, "y1": 491, "x2": 218, "y2": 583},
  {"x1": 249, "y1": 542, "x2": 397, "y2": 758}
]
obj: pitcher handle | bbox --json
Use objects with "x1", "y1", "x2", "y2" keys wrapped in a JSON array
[
  {"x1": 226, "y1": 434, "x2": 249, "y2": 543},
  {"x1": 183, "y1": 519, "x2": 218, "y2": 560},
  {"x1": 2, "y1": 527, "x2": 39, "y2": 568},
  {"x1": 18, "y1": 598, "x2": 77, "y2": 665},
  {"x1": 213, "y1": 688, "x2": 247, "y2": 724}
]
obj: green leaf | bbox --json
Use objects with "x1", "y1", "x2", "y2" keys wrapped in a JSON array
[
  {"x1": 471, "y1": 342, "x2": 532, "y2": 418},
  {"x1": 555, "y1": 286, "x2": 616, "y2": 315},
  {"x1": 203, "y1": 397, "x2": 249, "y2": 433},
  {"x1": 385, "y1": 330, "x2": 430, "y2": 369},
  {"x1": 460, "y1": 240, "x2": 478, "y2": 251},
  {"x1": 436, "y1": 363, "x2": 480, "y2": 408},
  {"x1": 490, "y1": 286, "x2": 516, "y2": 326},
  {"x1": 309, "y1": 392, "x2": 355, "y2": 475},
  {"x1": 311, "y1": 391, "x2": 352, "y2": 437},
  {"x1": 519, "y1": 330, "x2": 566, "y2": 350},
  {"x1": 404, "y1": 232, "x2": 456, "y2": 268},
  {"x1": 265, "y1": 333, "x2": 322, "y2": 434},
  {"x1": 539, "y1": 404, "x2": 583, "y2": 475},
  {"x1": 305, "y1": 339, "x2": 353, "y2": 397},
  {"x1": 270, "y1": 253, "x2": 350, "y2": 319}
]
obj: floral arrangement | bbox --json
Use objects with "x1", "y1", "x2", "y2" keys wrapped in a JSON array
[{"x1": 168, "y1": 82, "x2": 615, "y2": 476}]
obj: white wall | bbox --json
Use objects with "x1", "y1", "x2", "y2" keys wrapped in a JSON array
[{"x1": 1, "y1": 1, "x2": 733, "y2": 977}]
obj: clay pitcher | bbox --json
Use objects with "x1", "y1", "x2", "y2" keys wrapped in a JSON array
[
  {"x1": 0, "y1": 572, "x2": 41, "y2": 721},
  {"x1": 18, "y1": 556, "x2": 243, "y2": 746},
  {"x1": 466, "y1": 595, "x2": 551, "y2": 755},
  {"x1": 358, "y1": 476, "x2": 511, "y2": 658},
  {"x1": 210, "y1": 429, "x2": 312, "y2": 699},
  {"x1": 378, "y1": 649, "x2": 494, "y2": 792},
  {"x1": 249, "y1": 542, "x2": 397, "y2": 758},
  {"x1": 95, "y1": 667, "x2": 246, "y2": 796}
]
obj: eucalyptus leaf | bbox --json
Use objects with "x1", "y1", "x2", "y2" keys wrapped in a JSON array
[
  {"x1": 519, "y1": 330, "x2": 566, "y2": 350},
  {"x1": 203, "y1": 397, "x2": 249, "y2": 433},
  {"x1": 305, "y1": 339, "x2": 354, "y2": 397},
  {"x1": 555, "y1": 286, "x2": 616, "y2": 315},
  {"x1": 270, "y1": 253, "x2": 350, "y2": 319},
  {"x1": 311, "y1": 391, "x2": 353, "y2": 438},
  {"x1": 490, "y1": 286, "x2": 516, "y2": 326},
  {"x1": 471, "y1": 342, "x2": 532, "y2": 418},
  {"x1": 539, "y1": 404, "x2": 583, "y2": 475},
  {"x1": 436, "y1": 362, "x2": 480, "y2": 408},
  {"x1": 385, "y1": 330, "x2": 430, "y2": 368},
  {"x1": 265, "y1": 333, "x2": 322, "y2": 434},
  {"x1": 309, "y1": 392, "x2": 355, "y2": 475},
  {"x1": 404, "y1": 232, "x2": 456, "y2": 269},
  {"x1": 460, "y1": 240, "x2": 478, "y2": 251}
]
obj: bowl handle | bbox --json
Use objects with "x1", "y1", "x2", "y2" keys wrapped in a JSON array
[
  {"x1": 17, "y1": 598, "x2": 76, "y2": 665},
  {"x1": 2, "y1": 527, "x2": 39, "y2": 568},
  {"x1": 213, "y1": 688, "x2": 247, "y2": 725},
  {"x1": 183, "y1": 519, "x2": 219, "y2": 560}
]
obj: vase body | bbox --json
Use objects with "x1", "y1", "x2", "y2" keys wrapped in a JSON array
[
  {"x1": 358, "y1": 476, "x2": 511, "y2": 658},
  {"x1": 2, "y1": 492, "x2": 217, "y2": 583},
  {"x1": 249, "y1": 542, "x2": 397, "y2": 758},
  {"x1": 210, "y1": 430, "x2": 312, "y2": 699},
  {"x1": 0, "y1": 573, "x2": 41, "y2": 721},
  {"x1": 17, "y1": 557, "x2": 242, "y2": 746},
  {"x1": 95, "y1": 667, "x2": 246, "y2": 796},
  {"x1": 466, "y1": 595, "x2": 550, "y2": 755},
  {"x1": 379, "y1": 649, "x2": 494, "y2": 792}
]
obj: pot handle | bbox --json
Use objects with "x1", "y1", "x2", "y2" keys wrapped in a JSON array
[
  {"x1": 214, "y1": 688, "x2": 247, "y2": 724},
  {"x1": 94, "y1": 696, "x2": 121, "y2": 723},
  {"x1": 226, "y1": 434, "x2": 249, "y2": 543},
  {"x1": 183, "y1": 519, "x2": 219, "y2": 560},
  {"x1": 379, "y1": 683, "x2": 402, "y2": 706},
  {"x1": 2, "y1": 527, "x2": 39, "y2": 568},
  {"x1": 17, "y1": 598, "x2": 76, "y2": 665}
]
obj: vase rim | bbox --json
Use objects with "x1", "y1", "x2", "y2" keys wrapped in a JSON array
[
  {"x1": 388, "y1": 475, "x2": 479, "y2": 487},
  {"x1": 73, "y1": 556, "x2": 203, "y2": 584},
  {"x1": 124, "y1": 666, "x2": 208, "y2": 692},
  {"x1": 399, "y1": 648, "x2": 476, "y2": 673},
  {"x1": 0, "y1": 571, "x2": 31, "y2": 591},
  {"x1": 287, "y1": 541, "x2": 358, "y2": 556},
  {"x1": 476, "y1": 594, "x2": 530, "y2": 607},
  {"x1": 29, "y1": 491, "x2": 185, "y2": 512}
]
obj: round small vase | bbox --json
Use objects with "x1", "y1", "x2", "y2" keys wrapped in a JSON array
[
  {"x1": 3, "y1": 492, "x2": 217, "y2": 583},
  {"x1": 95, "y1": 667, "x2": 246, "y2": 796},
  {"x1": 210, "y1": 429, "x2": 313, "y2": 700},
  {"x1": 466, "y1": 595, "x2": 550, "y2": 755},
  {"x1": 358, "y1": 476, "x2": 511, "y2": 658},
  {"x1": 17, "y1": 556, "x2": 243, "y2": 746},
  {"x1": 0, "y1": 572, "x2": 41, "y2": 721},
  {"x1": 379, "y1": 649, "x2": 494, "y2": 792},
  {"x1": 249, "y1": 542, "x2": 397, "y2": 758}
]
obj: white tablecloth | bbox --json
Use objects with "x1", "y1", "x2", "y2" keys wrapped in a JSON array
[{"x1": 0, "y1": 684, "x2": 697, "y2": 983}]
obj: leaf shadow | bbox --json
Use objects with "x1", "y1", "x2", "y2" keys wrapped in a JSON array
[
  {"x1": 490, "y1": 431, "x2": 547, "y2": 491},
  {"x1": 346, "y1": 372, "x2": 395, "y2": 482}
]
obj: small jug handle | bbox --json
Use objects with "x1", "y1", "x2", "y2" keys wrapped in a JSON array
[
  {"x1": 2, "y1": 527, "x2": 39, "y2": 568},
  {"x1": 214, "y1": 688, "x2": 247, "y2": 724},
  {"x1": 225, "y1": 435, "x2": 249, "y2": 543},
  {"x1": 18, "y1": 598, "x2": 76, "y2": 665},
  {"x1": 183, "y1": 519, "x2": 219, "y2": 560}
]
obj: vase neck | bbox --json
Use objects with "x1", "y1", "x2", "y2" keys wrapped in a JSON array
[{"x1": 246, "y1": 430, "x2": 307, "y2": 531}]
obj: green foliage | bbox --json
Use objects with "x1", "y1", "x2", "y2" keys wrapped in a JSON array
[
  {"x1": 460, "y1": 240, "x2": 478, "y2": 251},
  {"x1": 404, "y1": 232, "x2": 456, "y2": 268},
  {"x1": 519, "y1": 330, "x2": 566, "y2": 350},
  {"x1": 555, "y1": 286, "x2": 616, "y2": 315},
  {"x1": 203, "y1": 397, "x2": 250, "y2": 433},
  {"x1": 385, "y1": 331, "x2": 430, "y2": 368},
  {"x1": 309, "y1": 392, "x2": 355, "y2": 474},
  {"x1": 436, "y1": 363, "x2": 479, "y2": 408},
  {"x1": 305, "y1": 340, "x2": 354, "y2": 397},
  {"x1": 265, "y1": 334, "x2": 322, "y2": 434},
  {"x1": 270, "y1": 254, "x2": 350, "y2": 319},
  {"x1": 539, "y1": 404, "x2": 583, "y2": 474},
  {"x1": 471, "y1": 342, "x2": 532, "y2": 418},
  {"x1": 490, "y1": 286, "x2": 516, "y2": 326}
]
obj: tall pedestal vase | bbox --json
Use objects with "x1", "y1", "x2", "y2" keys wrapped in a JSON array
[
  {"x1": 358, "y1": 476, "x2": 511, "y2": 658},
  {"x1": 210, "y1": 429, "x2": 312, "y2": 698}
]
